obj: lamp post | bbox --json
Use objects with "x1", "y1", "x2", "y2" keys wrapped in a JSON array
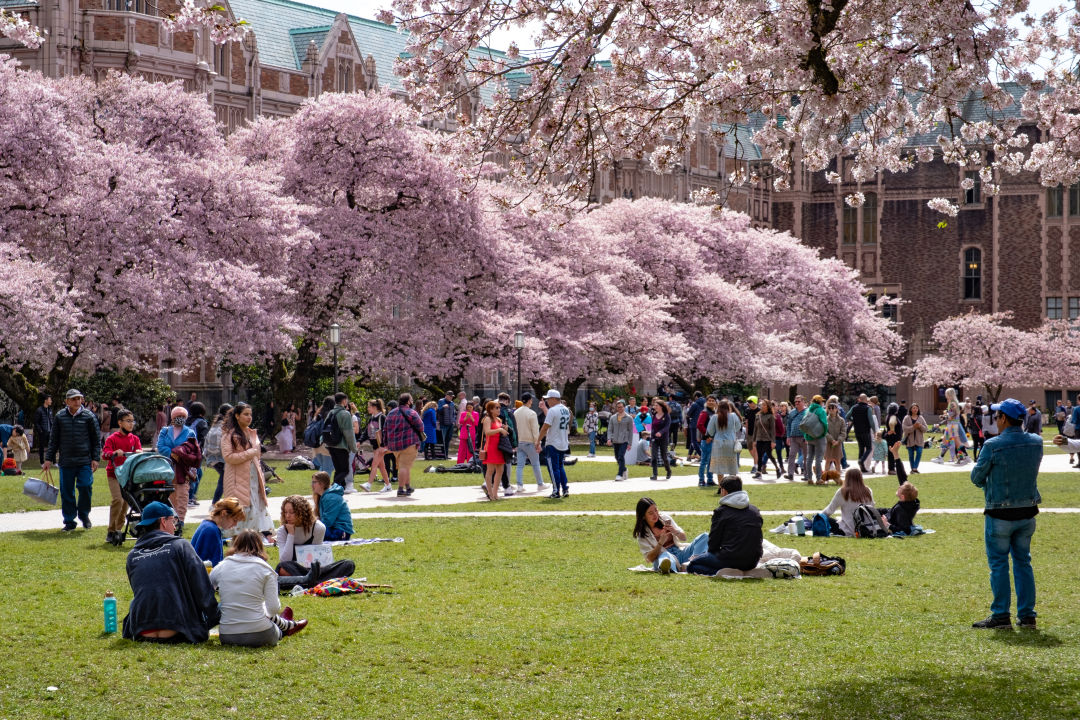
[
  {"x1": 329, "y1": 322, "x2": 341, "y2": 394},
  {"x1": 514, "y1": 331, "x2": 525, "y2": 402}
]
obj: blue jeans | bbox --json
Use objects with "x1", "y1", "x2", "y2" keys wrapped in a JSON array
[
  {"x1": 544, "y1": 446, "x2": 568, "y2": 492},
  {"x1": 985, "y1": 516, "x2": 1037, "y2": 619},
  {"x1": 515, "y1": 443, "x2": 544, "y2": 487},
  {"x1": 613, "y1": 442, "x2": 628, "y2": 476},
  {"x1": 588, "y1": 431, "x2": 596, "y2": 455},
  {"x1": 655, "y1": 532, "x2": 710, "y2": 572},
  {"x1": 907, "y1": 445, "x2": 923, "y2": 470},
  {"x1": 324, "y1": 527, "x2": 350, "y2": 541},
  {"x1": 698, "y1": 441, "x2": 714, "y2": 485},
  {"x1": 59, "y1": 464, "x2": 94, "y2": 525},
  {"x1": 188, "y1": 466, "x2": 203, "y2": 503}
]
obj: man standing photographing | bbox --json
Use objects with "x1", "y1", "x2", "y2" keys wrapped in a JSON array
[
  {"x1": 43, "y1": 389, "x2": 101, "y2": 532},
  {"x1": 971, "y1": 398, "x2": 1042, "y2": 630}
]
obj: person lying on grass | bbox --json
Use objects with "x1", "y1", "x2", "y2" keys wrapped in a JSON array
[
  {"x1": 687, "y1": 475, "x2": 764, "y2": 575},
  {"x1": 210, "y1": 530, "x2": 307, "y2": 647},
  {"x1": 632, "y1": 497, "x2": 709, "y2": 574},
  {"x1": 122, "y1": 501, "x2": 220, "y2": 643}
]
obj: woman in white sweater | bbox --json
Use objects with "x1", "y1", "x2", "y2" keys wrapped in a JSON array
[
  {"x1": 820, "y1": 467, "x2": 874, "y2": 536},
  {"x1": 210, "y1": 530, "x2": 308, "y2": 647}
]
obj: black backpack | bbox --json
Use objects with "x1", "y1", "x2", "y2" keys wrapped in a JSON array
[
  {"x1": 853, "y1": 504, "x2": 889, "y2": 538},
  {"x1": 321, "y1": 407, "x2": 344, "y2": 447}
]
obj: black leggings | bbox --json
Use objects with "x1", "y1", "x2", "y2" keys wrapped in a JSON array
[
  {"x1": 651, "y1": 436, "x2": 670, "y2": 477},
  {"x1": 756, "y1": 440, "x2": 778, "y2": 472}
]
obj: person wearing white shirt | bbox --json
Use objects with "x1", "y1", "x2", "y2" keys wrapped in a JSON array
[
  {"x1": 513, "y1": 393, "x2": 546, "y2": 491},
  {"x1": 537, "y1": 389, "x2": 572, "y2": 498}
]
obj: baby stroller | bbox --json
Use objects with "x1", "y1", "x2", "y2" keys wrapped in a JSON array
[
  {"x1": 433, "y1": 435, "x2": 483, "y2": 474},
  {"x1": 259, "y1": 445, "x2": 284, "y2": 484},
  {"x1": 115, "y1": 452, "x2": 176, "y2": 545}
]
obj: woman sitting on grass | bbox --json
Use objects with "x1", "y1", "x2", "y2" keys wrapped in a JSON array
[
  {"x1": 311, "y1": 471, "x2": 353, "y2": 541},
  {"x1": 191, "y1": 497, "x2": 246, "y2": 567},
  {"x1": 819, "y1": 467, "x2": 874, "y2": 536},
  {"x1": 274, "y1": 494, "x2": 355, "y2": 582},
  {"x1": 632, "y1": 497, "x2": 709, "y2": 574},
  {"x1": 210, "y1": 530, "x2": 308, "y2": 647}
]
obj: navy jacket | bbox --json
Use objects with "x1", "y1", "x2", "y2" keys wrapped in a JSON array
[
  {"x1": 123, "y1": 530, "x2": 220, "y2": 643},
  {"x1": 45, "y1": 407, "x2": 101, "y2": 467}
]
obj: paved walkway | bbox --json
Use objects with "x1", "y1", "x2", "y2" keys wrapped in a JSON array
[{"x1": 4, "y1": 449, "x2": 1077, "y2": 533}]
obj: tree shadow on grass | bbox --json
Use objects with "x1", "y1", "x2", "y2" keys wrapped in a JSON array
[{"x1": 792, "y1": 667, "x2": 1079, "y2": 720}]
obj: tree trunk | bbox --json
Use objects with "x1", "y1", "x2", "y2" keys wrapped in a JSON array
[
  {"x1": 530, "y1": 379, "x2": 551, "y2": 398},
  {"x1": 413, "y1": 375, "x2": 462, "y2": 399},
  {"x1": 270, "y1": 337, "x2": 320, "y2": 437},
  {"x1": 561, "y1": 377, "x2": 586, "y2": 434},
  {"x1": 985, "y1": 384, "x2": 1003, "y2": 404},
  {"x1": 0, "y1": 364, "x2": 46, "y2": 416}
]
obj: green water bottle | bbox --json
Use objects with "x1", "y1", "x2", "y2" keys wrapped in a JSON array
[{"x1": 103, "y1": 591, "x2": 117, "y2": 634}]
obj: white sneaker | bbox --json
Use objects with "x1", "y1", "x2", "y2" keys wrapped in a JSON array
[
  {"x1": 343, "y1": 486, "x2": 357, "y2": 495},
  {"x1": 956, "y1": 456, "x2": 970, "y2": 465},
  {"x1": 504, "y1": 487, "x2": 515, "y2": 496},
  {"x1": 587, "y1": 453, "x2": 596, "y2": 458},
  {"x1": 614, "y1": 474, "x2": 623, "y2": 481},
  {"x1": 361, "y1": 482, "x2": 372, "y2": 492},
  {"x1": 537, "y1": 482, "x2": 547, "y2": 491},
  {"x1": 658, "y1": 557, "x2": 672, "y2": 574},
  {"x1": 931, "y1": 456, "x2": 944, "y2": 464},
  {"x1": 379, "y1": 485, "x2": 392, "y2": 493}
]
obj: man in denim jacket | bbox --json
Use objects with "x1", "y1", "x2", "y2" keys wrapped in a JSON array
[{"x1": 969, "y1": 398, "x2": 1042, "y2": 630}]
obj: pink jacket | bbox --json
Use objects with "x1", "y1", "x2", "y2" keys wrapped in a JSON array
[{"x1": 221, "y1": 427, "x2": 265, "y2": 507}]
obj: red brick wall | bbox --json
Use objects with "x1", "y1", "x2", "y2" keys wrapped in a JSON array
[
  {"x1": 1069, "y1": 227, "x2": 1080, "y2": 292},
  {"x1": 1047, "y1": 226, "x2": 1063, "y2": 292},
  {"x1": 230, "y1": 43, "x2": 245, "y2": 84},
  {"x1": 772, "y1": 201, "x2": 794, "y2": 235},
  {"x1": 173, "y1": 30, "x2": 194, "y2": 53},
  {"x1": 94, "y1": 16, "x2": 124, "y2": 42},
  {"x1": 260, "y1": 68, "x2": 280, "y2": 92},
  {"x1": 134, "y1": 19, "x2": 157, "y2": 46},
  {"x1": 998, "y1": 194, "x2": 1043, "y2": 329},
  {"x1": 322, "y1": 59, "x2": 335, "y2": 93},
  {"x1": 289, "y1": 73, "x2": 308, "y2": 96}
]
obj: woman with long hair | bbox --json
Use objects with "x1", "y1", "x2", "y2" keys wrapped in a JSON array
[
  {"x1": 649, "y1": 398, "x2": 672, "y2": 481},
  {"x1": 206, "y1": 403, "x2": 232, "y2": 504},
  {"x1": 632, "y1": 497, "x2": 709, "y2": 574},
  {"x1": 457, "y1": 401, "x2": 479, "y2": 463},
  {"x1": 708, "y1": 400, "x2": 742, "y2": 478},
  {"x1": 191, "y1": 497, "x2": 246, "y2": 567},
  {"x1": 884, "y1": 402, "x2": 903, "y2": 474},
  {"x1": 820, "y1": 467, "x2": 874, "y2": 536},
  {"x1": 901, "y1": 403, "x2": 928, "y2": 473},
  {"x1": 365, "y1": 398, "x2": 391, "y2": 492},
  {"x1": 274, "y1": 494, "x2": 355, "y2": 581},
  {"x1": 481, "y1": 400, "x2": 509, "y2": 500},
  {"x1": 210, "y1": 529, "x2": 308, "y2": 647},
  {"x1": 822, "y1": 401, "x2": 845, "y2": 484},
  {"x1": 220, "y1": 402, "x2": 274, "y2": 535},
  {"x1": 754, "y1": 399, "x2": 782, "y2": 479}
]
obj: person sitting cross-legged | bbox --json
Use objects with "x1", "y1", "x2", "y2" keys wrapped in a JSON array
[
  {"x1": 687, "y1": 475, "x2": 764, "y2": 575},
  {"x1": 122, "y1": 502, "x2": 220, "y2": 643}
]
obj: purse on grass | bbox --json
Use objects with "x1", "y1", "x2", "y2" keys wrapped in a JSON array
[{"x1": 23, "y1": 467, "x2": 59, "y2": 505}]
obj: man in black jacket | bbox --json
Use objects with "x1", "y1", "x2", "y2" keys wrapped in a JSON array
[
  {"x1": 687, "y1": 475, "x2": 764, "y2": 575},
  {"x1": 33, "y1": 395, "x2": 53, "y2": 464},
  {"x1": 43, "y1": 389, "x2": 101, "y2": 532},
  {"x1": 851, "y1": 393, "x2": 875, "y2": 473},
  {"x1": 122, "y1": 502, "x2": 220, "y2": 643},
  {"x1": 436, "y1": 391, "x2": 457, "y2": 459}
]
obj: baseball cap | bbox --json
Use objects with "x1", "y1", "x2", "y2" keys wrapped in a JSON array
[
  {"x1": 543, "y1": 389, "x2": 561, "y2": 400},
  {"x1": 137, "y1": 501, "x2": 177, "y2": 527},
  {"x1": 990, "y1": 398, "x2": 1025, "y2": 420},
  {"x1": 65, "y1": 388, "x2": 83, "y2": 399},
  {"x1": 746, "y1": 395, "x2": 758, "y2": 404}
]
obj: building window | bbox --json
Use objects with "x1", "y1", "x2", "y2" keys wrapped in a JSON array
[
  {"x1": 842, "y1": 204, "x2": 857, "y2": 244},
  {"x1": 862, "y1": 192, "x2": 877, "y2": 244},
  {"x1": 106, "y1": 0, "x2": 153, "y2": 13},
  {"x1": 1071, "y1": 184, "x2": 1080, "y2": 217},
  {"x1": 963, "y1": 247, "x2": 982, "y2": 300},
  {"x1": 964, "y1": 171, "x2": 981, "y2": 205},
  {"x1": 1048, "y1": 186, "x2": 1064, "y2": 217},
  {"x1": 213, "y1": 43, "x2": 228, "y2": 76},
  {"x1": 1069, "y1": 297, "x2": 1080, "y2": 321},
  {"x1": 1047, "y1": 296, "x2": 1063, "y2": 319}
]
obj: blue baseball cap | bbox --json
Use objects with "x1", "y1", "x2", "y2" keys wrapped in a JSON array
[
  {"x1": 990, "y1": 398, "x2": 1026, "y2": 421},
  {"x1": 136, "y1": 501, "x2": 177, "y2": 526}
]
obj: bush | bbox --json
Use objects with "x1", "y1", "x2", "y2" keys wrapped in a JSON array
[{"x1": 68, "y1": 367, "x2": 175, "y2": 440}]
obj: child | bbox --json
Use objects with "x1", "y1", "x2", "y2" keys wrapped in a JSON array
[
  {"x1": 870, "y1": 428, "x2": 888, "y2": 474},
  {"x1": 2, "y1": 451, "x2": 16, "y2": 475},
  {"x1": 7, "y1": 425, "x2": 29, "y2": 474},
  {"x1": 102, "y1": 409, "x2": 143, "y2": 545}
]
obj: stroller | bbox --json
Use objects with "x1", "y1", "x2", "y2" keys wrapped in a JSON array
[
  {"x1": 432, "y1": 435, "x2": 483, "y2": 474},
  {"x1": 115, "y1": 452, "x2": 176, "y2": 545},
  {"x1": 259, "y1": 445, "x2": 284, "y2": 483}
]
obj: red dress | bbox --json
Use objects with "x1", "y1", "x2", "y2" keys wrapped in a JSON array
[{"x1": 484, "y1": 419, "x2": 505, "y2": 464}]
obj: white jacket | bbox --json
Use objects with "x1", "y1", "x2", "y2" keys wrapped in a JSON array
[{"x1": 209, "y1": 554, "x2": 280, "y2": 634}]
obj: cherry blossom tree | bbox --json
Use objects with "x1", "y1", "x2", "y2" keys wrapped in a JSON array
[
  {"x1": 0, "y1": 64, "x2": 301, "y2": 411},
  {"x1": 230, "y1": 91, "x2": 489, "y2": 408},
  {"x1": 912, "y1": 311, "x2": 1080, "y2": 403},
  {"x1": 386, "y1": 0, "x2": 1080, "y2": 213},
  {"x1": 0, "y1": 8, "x2": 45, "y2": 48},
  {"x1": 577, "y1": 198, "x2": 904, "y2": 390}
]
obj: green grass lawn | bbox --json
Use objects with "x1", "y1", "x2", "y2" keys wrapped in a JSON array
[{"x1": 2, "y1": 513, "x2": 1077, "y2": 719}]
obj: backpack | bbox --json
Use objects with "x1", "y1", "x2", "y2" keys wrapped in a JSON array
[
  {"x1": 204, "y1": 425, "x2": 222, "y2": 458},
  {"x1": 853, "y1": 504, "x2": 889, "y2": 538},
  {"x1": 303, "y1": 416, "x2": 324, "y2": 448},
  {"x1": 321, "y1": 408, "x2": 344, "y2": 447},
  {"x1": 800, "y1": 552, "x2": 846, "y2": 576},
  {"x1": 800, "y1": 409, "x2": 824, "y2": 439},
  {"x1": 811, "y1": 511, "x2": 831, "y2": 537}
]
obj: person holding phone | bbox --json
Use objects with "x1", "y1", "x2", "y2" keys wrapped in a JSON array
[{"x1": 631, "y1": 497, "x2": 709, "y2": 574}]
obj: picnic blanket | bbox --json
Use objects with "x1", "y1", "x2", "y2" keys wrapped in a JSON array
[
  {"x1": 303, "y1": 577, "x2": 366, "y2": 596},
  {"x1": 326, "y1": 537, "x2": 405, "y2": 546},
  {"x1": 629, "y1": 539, "x2": 803, "y2": 579}
]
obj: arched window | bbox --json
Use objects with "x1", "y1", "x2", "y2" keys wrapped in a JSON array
[{"x1": 963, "y1": 247, "x2": 982, "y2": 300}]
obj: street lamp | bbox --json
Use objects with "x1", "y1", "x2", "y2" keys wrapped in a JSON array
[
  {"x1": 514, "y1": 331, "x2": 525, "y2": 402},
  {"x1": 329, "y1": 322, "x2": 341, "y2": 394}
]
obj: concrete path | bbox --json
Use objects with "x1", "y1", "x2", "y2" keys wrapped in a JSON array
[{"x1": 4, "y1": 448, "x2": 1077, "y2": 534}]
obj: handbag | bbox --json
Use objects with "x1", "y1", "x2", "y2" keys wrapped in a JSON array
[{"x1": 22, "y1": 467, "x2": 59, "y2": 505}]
